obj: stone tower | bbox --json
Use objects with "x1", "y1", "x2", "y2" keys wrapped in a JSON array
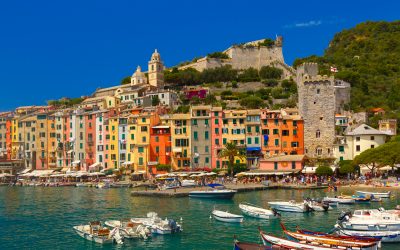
[
  {"x1": 131, "y1": 66, "x2": 148, "y2": 85},
  {"x1": 296, "y1": 63, "x2": 336, "y2": 159},
  {"x1": 148, "y1": 49, "x2": 164, "y2": 88}
]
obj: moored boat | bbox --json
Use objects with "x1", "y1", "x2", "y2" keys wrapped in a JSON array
[
  {"x1": 281, "y1": 223, "x2": 380, "y2": 249},
  {"x1": 212, "y1": 210, "x2": 243, "y2": 223},
  {"x1": 104, "y1": 219, "x2": 151, "y2": 239},
  {"x1": 233, "y1": 237, "x2": 274, "y2": 250},
  {"x1": 323, "y1": 196, "x2": 355, "y2": 205},
  {"x1": 337, "y1": 209, "x2": 400, "y2": 231},
  {"x1": 73, "y1": 221, "x2": 123, "y2": 244},
  {"x1": 305, "y1": 200, "x2": 332, "y2": 212},
  {"x1": 130, "y1": 212, "x2": 182, "y2": 234},
  {"x1": 239, "y1": 203, "x2": 280, "y2": 219},
  {"x1": 356, "y1": 191, "x2": 391, "y2": 198},
  {"x1": 268, "y1": 200, "x2": 311, "y2": 213},
  {"x1": 335, "y1": 227, "x2": 400, "y2": 243},
  {"x1": 189, "y1": 184, "x2": 236, "y2": 199}
]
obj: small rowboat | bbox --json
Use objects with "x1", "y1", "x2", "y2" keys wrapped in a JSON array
[
  {"x1": 239, "y1": 203, "x2": 280, "y2": 219},
  {"x1": 281, "y1": 223, "x2": 380, "y2": 249},
  {"x1": 233, "y1": 236, "x2": 272, "y2": 250},
  {"x1": 259, "y1": 229, "x2": 334, "y2": 249},
  {"x1": 212, "y1": 210, "x2": 243, "y2": 223},
  {"x1": 268, "y1": 200, "x2": 311, "y2": 213},
  {"x1": 356, "y1": 191, "x2": 391, "y2": 198}
]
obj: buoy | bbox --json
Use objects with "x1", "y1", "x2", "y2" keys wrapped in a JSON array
[
  {"x1": 209, "y1": 215, "x2": 212, "y2": 219},
  {"x1": 180, "y1": 217, "x2": 183, "y2": 221}
]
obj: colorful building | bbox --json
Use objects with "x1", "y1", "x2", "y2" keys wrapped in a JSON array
[
  {"x1": 169, "y1": 113, "x2": 191, "y2": 169},
  {"x1": 190, "y1": 106, "x2": 212, "y2": 168},
  {"x1": 211, "y1": 107, "x2": 223, "y2": 169},
  {"x1": 149, "y1": 118, "x2": 171, "y2": 174},
  {"x1": 245, "y1": 109, "x2": 262, "y2": 168}
]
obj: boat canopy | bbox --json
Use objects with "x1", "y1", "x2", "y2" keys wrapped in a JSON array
[{"x1": 208, "y1": 183, "x2": 224, "y2": 188}]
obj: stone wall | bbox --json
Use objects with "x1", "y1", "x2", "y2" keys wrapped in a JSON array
[
  {"x1": 334, "y1": 79, "x2": 351, "y2": 114},
  {"x1": 296, "y1": 63, "x2": 336, "y2": 158}
]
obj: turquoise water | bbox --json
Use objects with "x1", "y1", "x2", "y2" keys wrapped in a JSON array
[{"x1": 0, "y1": 186, "x2": 399, "y2": 249}]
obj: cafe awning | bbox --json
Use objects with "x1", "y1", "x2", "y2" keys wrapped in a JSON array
[
  {"x1": 72, "y1": 160, "x2": 81, "y2": 165},
  {"x1": 172, "y1": 147, "x2": 182, "y2": 153},
  {"x1": 122, "y1": 162, "x2": 133, "y2": 166},
  {"x1": 89, "y1": 162, "x2": 101, "y2": 169}
]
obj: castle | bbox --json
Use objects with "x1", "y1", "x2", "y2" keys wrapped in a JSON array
[
  {"x1": 296, "y1": 63, "x2": 350, "y2": 159},
  {"x1": 178, "y1": 36, "x2": 295, "y2": 78}
]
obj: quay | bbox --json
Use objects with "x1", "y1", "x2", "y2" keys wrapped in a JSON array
[{"x1": 131, "y1": 183, "x2": 328, "y2": 198}]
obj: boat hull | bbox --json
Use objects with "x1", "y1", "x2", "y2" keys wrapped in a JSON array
[
  {"x1": 356, "y1": 191, "x2": 391, "y2": 198},
  {"x1": 239, "y1": 204, "x2": 275, "y2": 219},
  {"x1": 73, "y1": 226, "x2": 113, "y2": 244},
  {"x1": 260, "y1": 231, "x2": 333, "y2": 249},
  {"x1": 212, "y1": 211, "x2": 243, "y2": 223},
  {"x1": 189, "y1": 190, "x2": 236, "y2": 199},
  {"x1": 268, "y1": 202, "x2": 307, "y2": 213},
  {"x1": 323, "y1": 197, "x2": 355, "y2": 204},
  {"x1": 337, "y1": 227, "x2": 400, "y2": 243}
]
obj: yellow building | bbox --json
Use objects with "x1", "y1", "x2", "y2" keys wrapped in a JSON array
[
  {"x1": 168, "y1": 113, "x2": 191, "y2": 169},
  {"x1": 19, "y1": 115, "x2": 37, "y2": 169},
  {"x1": 107, "y1": 117, "x2": 119, "y2": 169},
  {"x1": 47, "y1": 115, "x2": 57, "y2": 169},
  {"x1": 221, "y1": 110, "x2": 247, "y2": 167}
]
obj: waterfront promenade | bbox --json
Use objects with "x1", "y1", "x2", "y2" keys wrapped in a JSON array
[{"x1": 131, "y1": 183, "x2": 328, "y2": 197}]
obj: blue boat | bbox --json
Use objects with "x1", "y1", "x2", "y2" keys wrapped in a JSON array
[{"x1": 189, "y1": 184, "x2": 236, "y2": 199}]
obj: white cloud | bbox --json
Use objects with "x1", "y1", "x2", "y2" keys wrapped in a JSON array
[{"x1": 284, "y1": 20, "x2": 322, "y2": 28}]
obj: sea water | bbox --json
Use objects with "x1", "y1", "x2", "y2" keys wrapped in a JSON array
[{"x1": 0, "y1": 186, "x2": 399, "y2": 249}]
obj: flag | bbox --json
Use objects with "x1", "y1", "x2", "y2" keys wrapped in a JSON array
[{"x1": 330, "y1": 66, "x2": 338, "y2": 73}]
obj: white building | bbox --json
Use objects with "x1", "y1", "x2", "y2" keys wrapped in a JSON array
[{"x1": 334, "y1": 124, "x2": 387, "y2": 162}]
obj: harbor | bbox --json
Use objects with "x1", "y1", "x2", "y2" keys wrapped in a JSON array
[{"x1": 1, "y1": 186, "x2": 400, "y2": 249}]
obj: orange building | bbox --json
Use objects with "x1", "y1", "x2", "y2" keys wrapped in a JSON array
[
  {"x1": 260, "y1": 109, "x2": 304, "y2": 157},
  {"x1": 149, "y1": 124, "x2": 171, "y2": 174}
]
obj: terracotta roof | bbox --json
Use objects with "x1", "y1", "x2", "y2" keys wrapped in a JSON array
[{"x1": 345, "y1": 124, "x2": 387, "y2": 136}]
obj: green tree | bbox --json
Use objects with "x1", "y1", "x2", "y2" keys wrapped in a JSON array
[
  {"x1": 338, "y1": 160, "x2": 356, "y2": 174},
  {"x1": 237, "y1": 67, "x2": 260, "y2": 82},
  {"x1": 218, "y1": 142, "x2": 246, "y2": 177},
  {"x1": 228, "y1": 163, "x2": 248, "y2": 176},
  {"x1": 258, "y1": 38, "x2": 275, "y2": 47},
  {"x1": 239, "y1": 96, "x2": 265, "y2": 109},
  {"x1": 207, "y1": 52, "x2": 229, "y2": 59},
  {"x1": 315, "y1": 165, "x2": 334, "y2": 176},
  {"x1": 259, "y1": 66, "x2": 283, "y2": 80},
  {"x1": 121, "y1": 76, "x2": 131, "y2": 85},
  {"x1": 152, "y1": 95, "x2": 160, "y2": 106}
]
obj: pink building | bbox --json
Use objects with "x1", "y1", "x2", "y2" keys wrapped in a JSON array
[
  {"x1": 258, "y1": 155, "x2": 305, "y2": 173},
  {"x1": 84, "y1": 111, "x2": 96, "y2": 171},
  {"x1": 211, "y1": 107, "x2": 223, "y2": 169}
]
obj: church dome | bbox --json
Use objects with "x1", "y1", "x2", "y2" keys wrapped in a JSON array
[
  {"x1": 150, "y1": 49, "x2": 161, "y2": 62},
  {"x1": 132, "y1": 66, "x2": 145, "y2": 77}
]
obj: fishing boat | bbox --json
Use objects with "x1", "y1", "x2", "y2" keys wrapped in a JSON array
[
  {"x1": 335, "y1": 227, "x2": 400, "y2": 243},
  {"x1": 268, "y1": 200, "x2": 312, "y2": 213},
  {"x1": 233, "y1": 237, "x2": 275, "y2": 250},
  {"x1": 281, "y1": 223, "x2": 380, "y2": 249},
  {"x1": 259, "y1": 229, "x2": 334, "y2": 249},
  {"x1": 189, "y1": 184, "x2": 237, "y2": 199},
  {"x1": 337, "y1": 209, "x2": 400, "y2": 231},
  {"x1": 73, "y1": 221, "x2": 123, "y2": 244},
  {"x1": 212, "y1": 210, "x2": 244, "y2": 223},
  {"x1": 131, "y1": 212, "x2": 182, "y2": 234},
  {"x1": 104, "y1": 219, "x2": 151, "y2": 239},
  {"x1": 356, "y1": 191, "x2": 391, "y2": 198},
  {"x1": 239, "y1": 203, "x2": 280, "y2": 219},
  {"x1": 351, "y1": 195, "x2": 371, "y2": 203},
  {"x1": 323, "y1": 196, "x2": 355, "y2": 205}
]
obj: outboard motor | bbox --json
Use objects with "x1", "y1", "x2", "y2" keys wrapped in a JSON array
[
  {"x1": 272, "y1": 208, "x2": 281, "y2": 218},
  {"x1": 304, "y1": 202, "x2": 314, "y2": 212},
  {"x1": 110, "y1": 227, "x2": 124, "y2": 245},
  {"x1": 168, "y1": 219, "x2": 180, "y2": 233},
  {"x1": 337, "y1": 211, "x2": 352, "y2": 222},
  {"x1": 322, "y1": 202, "x2": 330, "y2": 211}
]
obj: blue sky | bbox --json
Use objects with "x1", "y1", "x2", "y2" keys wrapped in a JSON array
[{"x1": 0, "y1": 0, "x2": 399, "y2": 111}]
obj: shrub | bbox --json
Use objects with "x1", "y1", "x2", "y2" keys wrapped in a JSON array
[
  {"x1": 207, "y1": 52, "x2": 229, "y2": 59},
  {"x1": 315, "y1": 165, "x2": 334, "y2": 176},
  {"x1": 262, "y1": 79, "x2": 279, "y2": 87},
  {"x1": 259, "y1": 66, "x2": 283, "y2": 79},
  {"x1": 231, "y1": 81, "x2": 238, "y2": 88},
  {"x1": 258, "y1": 38, "x2": 275, "y2": 47},
  {"x1": 239, "y1": 96, "x2": 265, "y2": 109},
  {"x1": 238, "y1": 67, "x2": 260, "y2": 82},
  {"x1": 156, "y1": 164, "x2": 171, "y2": 172}
]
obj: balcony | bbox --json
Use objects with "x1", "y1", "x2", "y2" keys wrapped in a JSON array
[{"x1": 87, "y1": 140, "x2": 94, "y2": 146}]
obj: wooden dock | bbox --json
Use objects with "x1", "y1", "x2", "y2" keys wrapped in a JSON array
[{"x1": 130, "y1": 183, "x2": 328, "y2": 198}]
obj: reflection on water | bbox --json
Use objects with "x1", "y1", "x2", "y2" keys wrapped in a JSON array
[{"x1": 0, "y1": 186, "x2": 399, "y2": 249}]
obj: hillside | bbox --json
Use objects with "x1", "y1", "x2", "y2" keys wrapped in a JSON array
[{"x1": 294, "y1": 21, "x2": 400, "y2": 114}]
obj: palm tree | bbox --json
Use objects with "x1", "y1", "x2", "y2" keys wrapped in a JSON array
[{"x1": 218, "y1": 142, "x2": 246, "y2": 177}]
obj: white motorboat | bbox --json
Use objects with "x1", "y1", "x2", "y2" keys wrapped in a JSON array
[
  {"x1": 131, "y1": 212, "x2": 182, "y2": 235},
  {"x1": 305, "y1": 200, "x2": 332, "y2": 212},
  {"x1": 73, "y1": 221, "x2": 123, "y2": 244},
  {"x1": 104, "y1": 220, "x2": 151, "y2": 239},
  {"x1": 337, "y1": 209, "x2": 400, "y2": 231},
  {"x1": 212, "y1": 210, "x2": 244, "y2": 223},
  {"x1": 356, "y1": 190, "x2": 391, "y2": 198},
  {"x1": 323, "y1": 196, "x2": 355, "y2": 204},
  {"x1": 268, "y1": 200, "x2": 311, "y2": 213},
  {"x1": 181, "y1": 179, "x2": 197, "y2": 187},
  {"x1": 238, "y1": 203, "x2": 279, "y2": 219},
  {"x1": 189, "y1": 184, "x2": 236, "y2": 199}
]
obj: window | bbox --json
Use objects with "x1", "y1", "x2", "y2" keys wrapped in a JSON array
[
  {"x1": 156, "y1": 146, "x2": 159, "y2": 153},
  {"x1": 216, "y1": 160, "x2": 220, "y2": 168},
  {"x1": 223, "y1": 138, "x2": 227, "y2": 145},
  {"x1": 194, "y1": 131, "x2": 198, "y2": 140},
  {"x1": 205, "y1": 157, "x2": 209, "y2": 164},
  {"x1": 214, "y1": 112, "x2": 219, "y2": 117},
  {"x1": 317, "y1": 89, "x2": 320, "y2": 94},
  {"x1": 215, "y1": 128, "x2": 219, "y2": 134},
  {"x1": 274, "y1": 162, "x2": 278, "y2": 170},
  {"x1": 273, "y1": 129, "x2": 279, "y2": 135},
  {"x1": 205, "y1": 146, "x2": 209, "y2": 153},
  {"x1": 155, "y1": 136, "x2": 159, "y2": 142},
  {"x1": 142, "y1": 136, "x2": 146, "y2": 143},
  {"x1": 370, "y1": 136, "x2": 375, "y2": 140},
  {"x1": 131, "y1": 134, "x2": 134, "y2": 140},
  {"x1": 293, "y1": 129, "x2": 297, "y2": 136},
  {"x1": 316, "y1": 147, "x2": 322, "y2": 156},
  {"x1": 255, "y1": 137, "x2": 259, "y2": 144},
  {"x1": 339, "y1": 146, "x2": 344, "y2": 152},
  {"x1": 262, "y1": 129, "x2": 269, "y2": 135},
  {"x1": 282, "y1": 130, "x2": 289, "y2": 136},
  {"x1": 291, "y1": 142, "x2": 299, "y2": 147},
  {"x1": 192, "y1": 119, "x2": 197, "y2": 126},
  {"x1": 141, "y1": 118, "x2": 146, "y2": 122},
  {"x1": 215, "y1": 139, "x2": 219, "y2": 145},
  {"x1": 247, "y1": 126, "x2": 251, "y2": 133},
  {"x1": 214, "y1": 119, "x2": 219, "y2": 125},
  {"x1": 138, "y1": 157, "x2": 143, "y2": 165},
  {"x1": 274, "y1": 139, "x2": 279, "y2": 146},
  {"x1": 205, "y1": 119, "x2": 209, "y2": 125},
  {"x1": 255, "y1": 126, "x2": 260, "y2": 133},
  {"x1": 371, "y1": 145, "x2": 375, "y2": 149},
  {"x1": 138, "y1": 147, "x2": 144, "y2": 153},
  {"x1": 316, "y1": 130, "x2": 321, "y2": 138},
  {"x1": 205, "y1": 131, "x2": 209, "y2": 140},
  {"x1": 247, "y1": 138, "x2": 252, "y2": 144},
  {"x1": 141, "y1": 126, "x2": 147, "y2": 132},
  {"x1": 292, "y1": 161, "x2": 296, "y2": 169},
  {"x1": 356, "y1": 137, "x2": 360, "y2": 142},
  {"x1": 356, "y1": 145, "x2": 361, "y2": 152}
]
